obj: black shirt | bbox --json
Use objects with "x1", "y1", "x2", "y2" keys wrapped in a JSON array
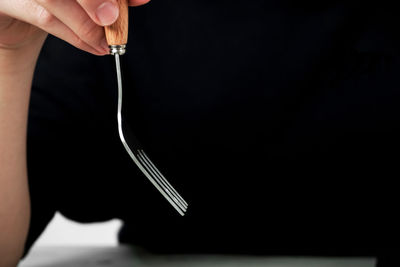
[{"x1": 28, "y1": 0, "x2": 400, "y2": 254}]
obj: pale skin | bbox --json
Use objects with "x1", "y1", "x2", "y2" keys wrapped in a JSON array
[{"x1": 0, "y1": 1, "x2": 150, "y2": 266}]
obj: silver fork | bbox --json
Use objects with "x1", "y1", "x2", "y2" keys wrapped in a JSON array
[{"x1": 114, "y1": 51, "x2": 188, "y2": 216}]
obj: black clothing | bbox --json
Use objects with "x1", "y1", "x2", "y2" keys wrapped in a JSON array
[{"x1": 25, "y1": 0, "x2": 399, "y2": 263}]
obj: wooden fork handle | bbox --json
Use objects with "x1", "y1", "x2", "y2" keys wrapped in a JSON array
[{"x1": 105, "y1": 0, "x2": 129, "y2": 46}]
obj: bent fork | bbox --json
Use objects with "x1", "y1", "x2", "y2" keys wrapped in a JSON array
[{"x1": 115, "y1": 53, "x2": 188, "y2": 216}]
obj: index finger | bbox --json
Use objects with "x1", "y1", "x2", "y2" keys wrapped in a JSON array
[{"x1": 128, "y1": 0, "x2": 151, "y2": 7}]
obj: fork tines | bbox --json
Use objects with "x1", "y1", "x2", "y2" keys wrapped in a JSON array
[{"x1": 135, "y1": 149, "x2": 188, "y2": 215}]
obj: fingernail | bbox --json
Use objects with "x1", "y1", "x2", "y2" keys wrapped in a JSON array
[{"x1": 96, "y1": 2, "x2": 119, "y2": 26}]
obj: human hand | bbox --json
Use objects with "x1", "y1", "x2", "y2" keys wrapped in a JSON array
[{"x1": 0, "y1": 0, "x2": 150, "y2": 55}]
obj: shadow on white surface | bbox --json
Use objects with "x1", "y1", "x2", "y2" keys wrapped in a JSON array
[
  {"x1": 19, "y1": 246, "x2": 377, "y2": 267},
  {"x1": 21, "y1": 213, "x2": 377, "y2": 267}
]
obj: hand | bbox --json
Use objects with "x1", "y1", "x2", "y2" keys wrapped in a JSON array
[{"x1": 0, "y1": 0, "x2": 150, "y2": 55}]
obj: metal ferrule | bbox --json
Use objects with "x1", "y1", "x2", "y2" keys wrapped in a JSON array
[{"x1": 110, "y1": 45, "x2": 126, "y2": 55}]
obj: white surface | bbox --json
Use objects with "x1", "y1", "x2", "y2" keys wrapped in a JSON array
[
  {"x1": 34, "y1": 212, "x2": 122, "y2": 247},
  {"x1": 25, "y1": 213, "x2": 377, "y2": 266},
  {"x1": 19, "y1": 246, "x2": 377, "y2": 267}
]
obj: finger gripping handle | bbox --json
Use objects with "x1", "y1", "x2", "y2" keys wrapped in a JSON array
[{"x1": 105, "y1": 0, "x2": 129, "y2": 46}]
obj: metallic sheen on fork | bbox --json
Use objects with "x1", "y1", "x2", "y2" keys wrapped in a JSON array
[{"x1": 111, "y1": 45, "x2": 188, "y2": 216}]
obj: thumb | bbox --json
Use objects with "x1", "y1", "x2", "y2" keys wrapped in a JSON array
[
  {"x1": 77, "y1": 0, "x2": 119, "y2": 26},
  {"x1": 77, "y1": 0, "x2": 151, "y2": 27}
]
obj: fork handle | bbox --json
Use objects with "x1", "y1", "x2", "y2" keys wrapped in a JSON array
[{"x1": 105, "y1": 0, "x2": 129, "y2": 46}]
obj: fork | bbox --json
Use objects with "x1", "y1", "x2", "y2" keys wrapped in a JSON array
[{"x1": 105, "y1": 0, "x2": 188, "y2": 216}]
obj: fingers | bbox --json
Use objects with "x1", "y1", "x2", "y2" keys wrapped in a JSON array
[
  {"x1": 0, "y1": 0, "x2": 151, "y2": 56},
  {"x1": 76, "y1": 0, "x2": 119, "y2": 26},
  {"x1": 36, "y1": 0, "x2": 108, "y2": 53},
  {"x1": 76, "y1": 0, "x2": 151, "y2": 27},
  {"x1": 128, "y1": 0, "x2": 151, "y2": 7},
  {"x1": 1, "y1": 0, "x2": 104, "y2": 55}
]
